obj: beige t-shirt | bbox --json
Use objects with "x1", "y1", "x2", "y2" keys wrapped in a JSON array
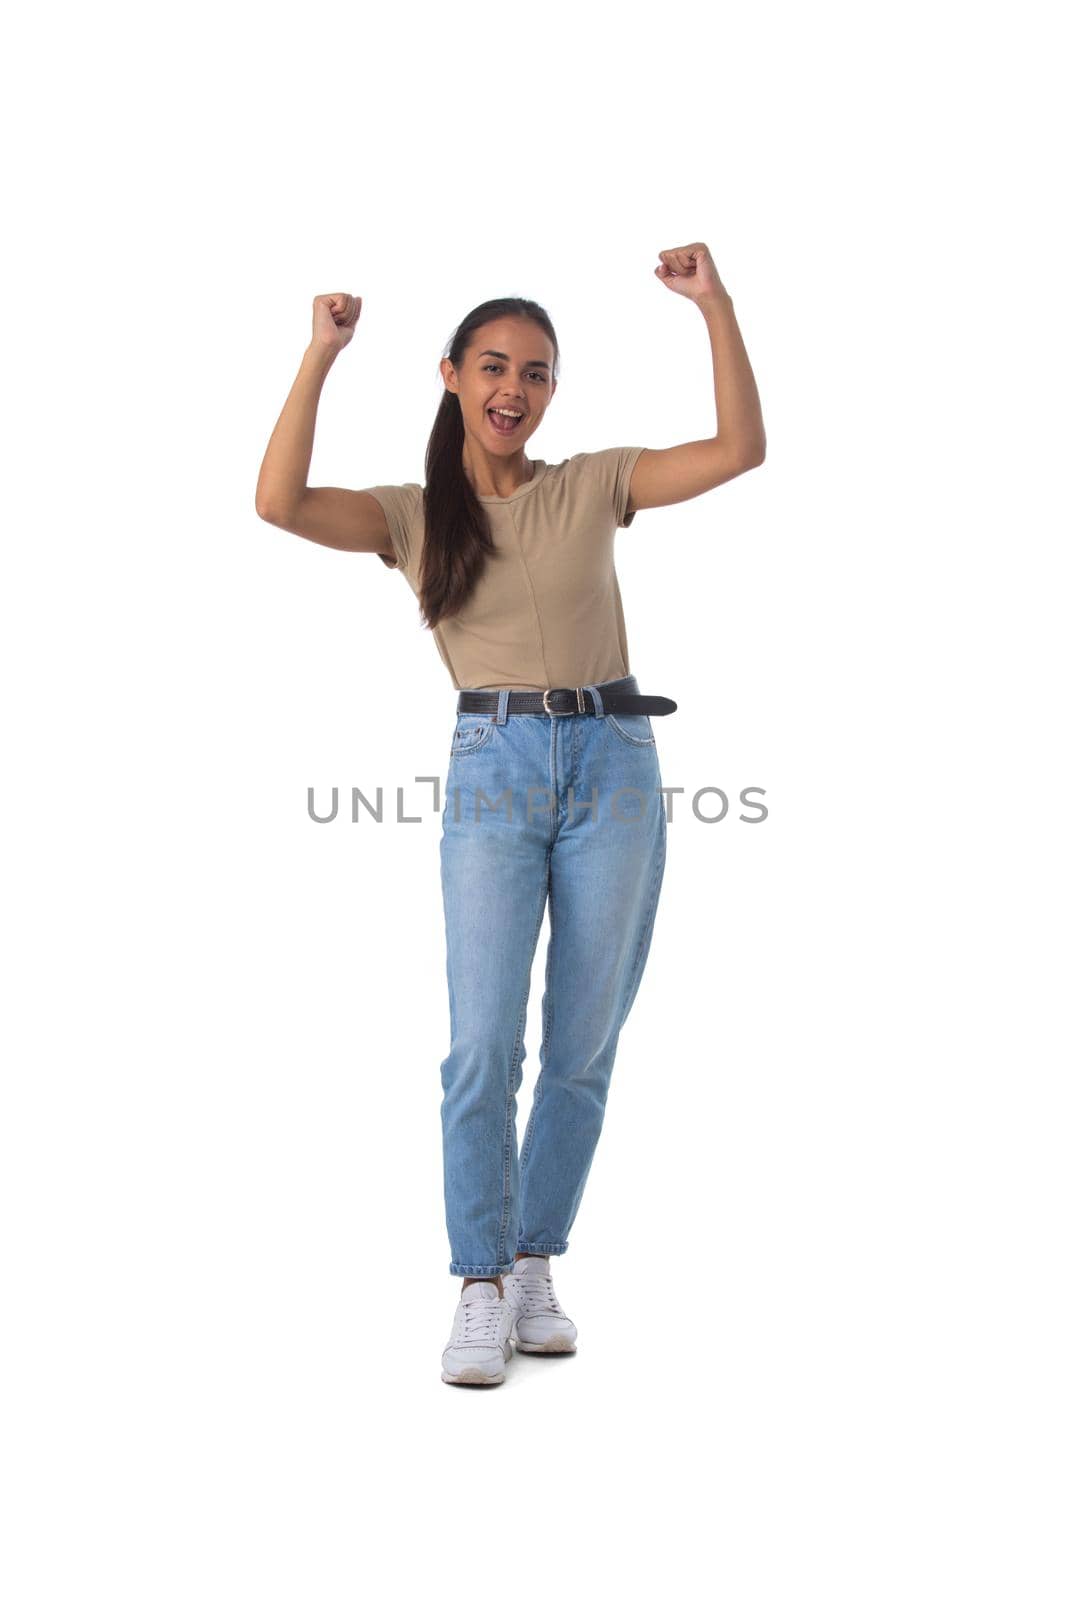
[{"x1": 363, "y1": 446, "x2": 646, "y2": 691}]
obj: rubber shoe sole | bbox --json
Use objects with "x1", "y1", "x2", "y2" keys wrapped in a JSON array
[
  {"x1": 514, "y1": 1333, "x2": 576, "y2": 1354},
  {"x1": 441, "y1": 1338, "x2": 515, "y2": 1385}
]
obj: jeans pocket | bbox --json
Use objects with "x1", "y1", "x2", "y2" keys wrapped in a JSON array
[
  {"x1": 604, "y1": 712, "x2": 656, "y2": 746},
  {"x1": 450, "y1": 714, "x2": 495, "y2": 756}
]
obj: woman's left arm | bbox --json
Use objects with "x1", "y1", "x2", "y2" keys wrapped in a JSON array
[{"x1": 627, "y1": 243, "x2": 767, "y2": 515}]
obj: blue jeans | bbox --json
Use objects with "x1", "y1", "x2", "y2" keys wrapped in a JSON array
[{"x1": 438, "y1": 675, "x2": 668, "y2": 1277}]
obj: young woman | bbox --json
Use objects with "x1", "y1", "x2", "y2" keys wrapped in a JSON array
[{"x1": 255, "y1": 244, "x2": 765, "y2": 1387}]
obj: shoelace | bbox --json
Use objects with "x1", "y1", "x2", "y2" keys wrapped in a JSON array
[
  {"x1": 512, "y1": 1275, "x2": 563, "y2": 1315},
  {"x1": 458, "y1": 1297, "x2": 509, "y2": 1345}
]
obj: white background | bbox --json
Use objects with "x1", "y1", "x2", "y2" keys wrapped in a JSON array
[{"x1": 3, "y1": 1, "x2": 1064, "y2": 1594}]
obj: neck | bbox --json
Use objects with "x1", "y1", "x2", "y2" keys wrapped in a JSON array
[{"x1": 463, "y1": 444, "x2": 534, "y2": 499}]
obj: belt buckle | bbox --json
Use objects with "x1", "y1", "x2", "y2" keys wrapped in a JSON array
[{"x1": 542, "y1": 687, "x2": 575, "y2": 716}]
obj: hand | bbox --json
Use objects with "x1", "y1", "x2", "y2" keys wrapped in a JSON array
[
  {"x1": 310, "y1": 292, "x2": 362, "y2": 352},
  {"x1": 653, "y1": 244, "x2": 726, "y2": 304}
]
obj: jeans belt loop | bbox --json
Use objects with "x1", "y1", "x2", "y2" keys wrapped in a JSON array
[
  {"x1": 585, "y1": 684, "x2": 606, "y2": 719},
  {"x1": 495, "y1": 689, "x2": 509, "y2": 725}
]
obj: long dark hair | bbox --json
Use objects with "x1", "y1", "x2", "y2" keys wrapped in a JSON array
[{"x1": 417, "y1": 298, "x2": 559, "y2": 631}]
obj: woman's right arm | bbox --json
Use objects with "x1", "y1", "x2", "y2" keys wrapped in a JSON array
[{"x1": 254, "y1": 293, "x2": 391, "y2": 555}]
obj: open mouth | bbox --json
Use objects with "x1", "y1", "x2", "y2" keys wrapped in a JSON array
[{"x1": 487, "y1": 408, "x2": 524, "y2": 435}]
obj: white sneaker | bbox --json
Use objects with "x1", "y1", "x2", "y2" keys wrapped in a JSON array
[
  {"x1": 441, "y1": 1282, "x2": 516, "y2": 1385},
  {"x1": 502, "y1": 1257, "x2": 578, "y2": 1353}
]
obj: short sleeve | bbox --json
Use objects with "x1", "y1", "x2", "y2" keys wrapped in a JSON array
[
  {"x1": 576, "y1": 446, "x2": 647, "y2": 529},
  {"x1": 361, "y1": 482, "x2": 423, "y2": 572}
]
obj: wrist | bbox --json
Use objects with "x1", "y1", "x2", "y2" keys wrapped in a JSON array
[
  {"x1": 303, "y1": 341, "x2": 340, "y2": 371},
  {"x1": 695, "y1": 290, "x2": 732, "y2": 313}
]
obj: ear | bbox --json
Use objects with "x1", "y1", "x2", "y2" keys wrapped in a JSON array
[{"x1": 440, "y1": 356, "x2": 457, "y2": 395}]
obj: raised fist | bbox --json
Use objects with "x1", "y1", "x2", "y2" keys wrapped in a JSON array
[{"x1": 311, "y1": 293, "x2": 362, "y2": 352}]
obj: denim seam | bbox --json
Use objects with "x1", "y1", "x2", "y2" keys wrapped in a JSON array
[
  {"x1": 497, "y1": 850, "x2": 551, "y2": 1266},
  {"x1": 450, "y1": 727, "x2": 494, "y2": 756},
  {"x1": 605, "y1": 713, "x2": 656, "y2": 747},
  {"x1": 547, "y1": 717, "x2": 562, "y2": 842},
  {"x1": 519, "y1": 875, "x2": 556, "y2": 1193},
  {"x1": 450, "y1": 1262, "x2": 516, "y2": 1277},
  {"x1": 617, "y1": 814, "x2": 667, "y2": 1025}
]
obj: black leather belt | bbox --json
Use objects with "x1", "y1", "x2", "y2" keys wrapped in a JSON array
[{"x1": 457, "y1": 677, "x2": 677, "y2": 718}]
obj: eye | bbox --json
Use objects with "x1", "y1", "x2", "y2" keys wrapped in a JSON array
[{"x1": 483, "y1": 364, "x2": 546, "y2": 381}]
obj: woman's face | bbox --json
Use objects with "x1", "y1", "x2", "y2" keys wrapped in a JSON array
[{"x1": 442, "y1": 316, "x2": 557, "y2": 455}]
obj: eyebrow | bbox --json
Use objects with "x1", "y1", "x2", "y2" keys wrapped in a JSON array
[{"x1": 478, "y1": 349, "x2": 551, "y2": 370}]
